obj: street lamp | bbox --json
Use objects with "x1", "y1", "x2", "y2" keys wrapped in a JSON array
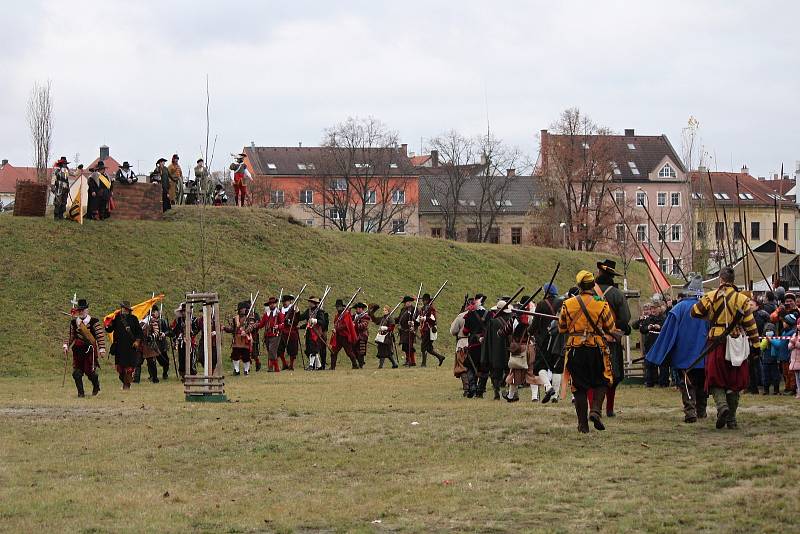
[{"x1": 559, "y1": 222, "x2": 567, "y2": 248}]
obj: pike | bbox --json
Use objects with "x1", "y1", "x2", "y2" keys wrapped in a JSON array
[{"x1": 498, "y1": 286, "x2": 525, "y2": 314}]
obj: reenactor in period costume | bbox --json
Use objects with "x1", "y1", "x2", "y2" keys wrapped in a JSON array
[
  {"x1": 417, "y1": 293, "x2": 445, "y2": 367},
  {"x1": 593, "y1": 259, "x2": 631, "y2": 417},
  {"x1": 397, "y1": 296, "x2": 418, "y2": 366},
  {"x1": 115, "y1": 161, "x2": 138, "y2": 184},
  {"x1": 450, "y1": 298, "x2": 474, "y2": 396},
  {"x1": 297, "y1": 297, "x2": 330, "y2": 370},
  {"x1": 504, "y1": 318, "x2": 540, "y2": 402},
  {"x1": 529, "y1": 283, "x2": 564, "y2": 403},
  {"x1": 167, "y1": 154, "x2": 183, "y2": 205},
  {"x1": 558, "y1": 270, "x2": 616, "y2": 433},
  {"x1": 480, "y1": 300, "x2": 514, "y2": 400},
  {"x1": 223, "y1": 301, "x2": 254, "y2": 376},
  {"x1": 464, "y1": 294, "x2": 489, "y2": 397},
  {"x1": 88, "y1": 161, "x2": 112, "y2": 220},
  {"x1": 369, "y1": 304, "x2": 399, "y2": 368},
  {"x1": 169, "y1": 302, "x2": 200, "y2": 379},
  {"x1": 194, "y1": 158, "x2": 211, "y2": 204},
  {"x1": 249, "y1": 307, "x2": 262, "y2": 372},
  {"x1": 352, "y1": 303, "x2": 371, "y2": 368},
  {"x1": 150, "y1": 158, "x2": 171, "y2": 211},
  {"x1": 690, "y1": 266, "x2": 759, "y2": 429},
  {"x1": 105, "y1": 301, "x2": 144, "y2": 390},
  {"x1": 254, "y1": 297, "x2": 282, "y2": 372},
  {"x1": 64, "y1": 299, "x2": 105, "y2": 397},
  {"x1": 230, "y1": 153, "x2": 252, "y2": 207},
  {"x1": 51, "y1": 156, "x2": 71, "y2": 220},
  {"x1": 329, "y1": 299, "x2": 359, "y2": 369},
  {"x1": 277, "y1": 294, "x2": 301, "y2": 370},
  {"x1": 138, "y1": 307, "x2": 167, "y2": 383}
]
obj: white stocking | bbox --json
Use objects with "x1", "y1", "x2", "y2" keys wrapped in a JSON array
[
  {"x1": 243, "y1": 361, "x2": 251, "y2": 373},
  {"x1": 552, "y1": 373, "x2": 562, "y2": 399},
  {"x1": 509, "y1": 384, "x2": 518, "y2": 399},
  {"x1": 233, "y1": 360, "x2": 240, "y2": 373},
  {"x1": 538, "y1": 370, "x2": 552, "y2": 390}
]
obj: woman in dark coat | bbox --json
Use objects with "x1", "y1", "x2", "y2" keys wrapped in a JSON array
[{"x1": 105, "y1": 301, "x2": 144, "y2": 390}]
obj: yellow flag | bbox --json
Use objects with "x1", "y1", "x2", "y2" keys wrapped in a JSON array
[{"x1": 104, "y1": 294, "x2": 165, "y2": 345}]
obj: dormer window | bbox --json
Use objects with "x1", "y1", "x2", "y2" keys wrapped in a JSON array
[
  {"x1": 266, "y1": 163, "x2": 277, "y2": 170},
  {"x1": 628, "y1": 161, "x2": 640, "y2": 176},
  {"x1": 627, "y1": 143, "x2": 636, "y2": 150},
  {"x1": 659, "y1": 163, "x2": 677, "y2": 178}
]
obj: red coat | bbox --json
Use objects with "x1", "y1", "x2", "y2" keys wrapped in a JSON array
[
  {"x1": 330, "y1": 310, "x2": 357, "y2": 352},
  {"x1": 353, "y1": 312, "x2": 370, "y2": 342},
  {"x1": 255, "y1": 309, "x2": 281, "y2": 340}
]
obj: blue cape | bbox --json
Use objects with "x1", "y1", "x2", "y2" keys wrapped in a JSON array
[{"x1": 645, "y1": 297, "x2": 709, "y2": 369}]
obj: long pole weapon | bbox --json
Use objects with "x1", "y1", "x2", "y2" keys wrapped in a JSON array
[
  {"x1": 773, "y1": 163, "x2": 784, "y2": 287},
  {"x1": 706, "y1": 169, "x2": 731, "y2": 266},
  {"x1": 277, "y1": 284, "x2": 307, "y2": 366},
  {"x1": 637, "y1": 191, "x2": 689, "y2": 282},
  {"x1": 522, "y1": 262, "x2": 560, "y2": 309},
  {"x1": 733, "y1": 174, "x2": 752, "y2": 288},
  {"x1": 409, "y1": 283, "x2": 423, "y2": 359},
  {"x1": 722, "y1": 205, "x2": 737, "y2": 267}
]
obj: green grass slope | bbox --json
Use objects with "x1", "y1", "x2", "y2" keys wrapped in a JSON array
[{"x1": 0, "y1": 207, "x2": 653, "y2": 376}]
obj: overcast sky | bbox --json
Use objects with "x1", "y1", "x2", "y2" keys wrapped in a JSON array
[{"x1": 1, "y1": 0, "x2": 797, "y2": 177}]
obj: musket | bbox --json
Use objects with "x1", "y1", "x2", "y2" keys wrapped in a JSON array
[
  {"x1": 422, "y1": 280, "x2": 448, "y2": 312},
  {"x1": 309, "y1": 285, "x2": 333, "y2": 342},
  {"x1": 409, "y1": 283, "x2": 423, "y2": 353},
  {"x1": 522, "y1": 262, "x2": 561, "y2": 309},
  {"x1": 334, "y1": 287, "x2": 362, "y2": 328},
  {"x1": 498, "y1": 286, "x2": 525, "y2": 314},
  {"x1": 510, "y1": 309, "x2": 558, "y2": 320},
  {"x1": 277, "y1": 284, "x2": 308, "y2": 350},
  {"x1": 381, "y1": 301, "x2": 403, "y2": 327}
]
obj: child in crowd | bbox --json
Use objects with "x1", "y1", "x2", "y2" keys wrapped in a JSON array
[{"x1": 761, "y1": 323, "x2": 781, "y2": 395}]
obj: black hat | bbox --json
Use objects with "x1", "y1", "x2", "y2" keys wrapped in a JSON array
[
  {"x1": 196, "y1": 158, "x2": 204, "y2": 164},
  {"x1": 282, "y1": 294, "x2": 295, "y2": 302},
  {"x1": 77, "y1": 164, "x2": 84, "y2": 170},
  {"x1": 157, "y1": 157, "x2": 167, "y2": 164},
  {"x1": 95, "y1": 161, "x2": 106, "y2": 169},
  {"x1": 422, "y1": 293, "x2": 431, "y2": 301},
  {"x1": 354, "y1": 302, "x2": 366, "y2": 309},
  {"x1": 597, "y1": 259, "x2": 620, "y2": 276},
  {"x1": 76, "y1": 298, "x2": 88, "y2": 310},
  {"x1": 121, "y1": 161, "x2": 131, "y2": 168},
  {"x1": 55, "y1": 156, "x2": 69, "y2": 167},
  {"x1": 237, "y1": 301, "x2": 249, "y2": 311},
  {"x1": 172, "y1": 154, "x2": 179, "y2": 160},
  {"x1": 475, "y1": 293, "x2": 486, "y2": 302},
  {"x1": 519, "y1": 296, "x2": 530, "y2": 304},
  {"x1": 307, "y1": 296, "x2": 320, "y2": 305},
  {"x1": 402, "y1": 296, "x2": 415, "y2": 303},
  {"x1": 119, "y1": 300, "x2": 132, "y2": 310},
  {"x1": 335, "y1": 299, "x2": 345, "y2": 308}
]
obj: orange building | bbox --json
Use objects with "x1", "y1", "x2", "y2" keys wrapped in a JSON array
[{"x1": 243, "y1": 145, "x2": 420, "y2": 235}]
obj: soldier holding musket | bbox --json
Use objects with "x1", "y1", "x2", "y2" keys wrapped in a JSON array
[{"x1": 64, "y1": 299, "x2": 105, "y2": 397}]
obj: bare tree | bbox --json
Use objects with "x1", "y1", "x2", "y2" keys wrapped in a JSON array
[
  {"x1": 537, "y1": 107, "x2": 617, "y2": 250},
  {"x1": 305, "y1": 117, "x2": 414, "y2": 233},
  {"x1": 424, "y1": 130, "x2": 478, "y2": 239},
  {"x1": 27, "y1": 81, "x2": 54, "y2": 184}
]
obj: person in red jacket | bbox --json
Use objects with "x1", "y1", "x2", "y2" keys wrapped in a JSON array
[
  {"x1": 417, "y1": 293, "x2": 445, "y2": 367},
  {"x1": 329, "y1": 299, "x2": 359, "y2": 369},
  {"x1": 253, "y1": 297, "x2": 282, "y2": 372},
  {"x1": 277, "y1": 294, "x2": 300, "y2": 370}
]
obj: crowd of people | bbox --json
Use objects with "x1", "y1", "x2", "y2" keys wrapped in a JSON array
[
  {"x1": 63, "y1": 257, "x2": 798, "y2": 433},
  {"x1": 49, "y1": 153, "x2": 236, "y2": 222}
]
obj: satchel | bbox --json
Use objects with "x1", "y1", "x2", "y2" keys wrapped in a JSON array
[
  {"x1": 508, "y1": 352, "x2": 528, "y2": 370},
  {"x1": 374, "y1": 332, "x2": 387, "y2": 344},
  {"x1": 429, "y1": 330, "x2": 438, "y2": 341}
]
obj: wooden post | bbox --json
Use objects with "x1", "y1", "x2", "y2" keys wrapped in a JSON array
[
  {"x1": 203, "y1": 303, "x2": 211, "y2": 377},
  {"x1": 213, "y1": 301, "x2": 223, "y2": 377}
]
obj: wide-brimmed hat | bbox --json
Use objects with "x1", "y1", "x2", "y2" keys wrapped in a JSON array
[
  {"x1": 76, "y1": 298, "x2": 88, "y2": 310},
  {"x1": 237, "y1": 301, "x2": 250, "y2": 311},
  {"x1": 55, "y1": 156, "x2": 69, "y2": 167},
  {"x1": 119, "y1": 300, "x2": 132, "y2": 310},
  {"x1": 156, "y1": 157, "x2": 167, "y2": 164},
  {"x1": 402, "y1": 296, "x2": 415, "y2": 303},
  {"x1": 121, "y1": 161, "x2": 131, "y2": 168},
  {"x1": 492, "y1": 300, "x2": 511, "y2": 313},
  {"x1": 335, "y1": 299, "x2": 345, "y2": 308},
  {"x1": 172, "y1": 154, "x2": 179, "y2": 160},
  {"x1": 422, "y1": 293, "x2": 431, "y2": 301},
  {"x1": 265, "y1": 297, "x2": 278, "y2": 305},
  {"x1": 354, "y1": 302, "x2": 366, "y2": 309},
  {"x1": 95, "y1": 161, "x2": 106, "y2": 170},
  {"x1": 281, "y1": 294, "x2": 295, "y2": 302},
  {"x1": 308, "y1": 296, "x2": 321, "y2": 305},
  {"x1": 597, "y1": 259, "x2": 620, "y2": 276}
]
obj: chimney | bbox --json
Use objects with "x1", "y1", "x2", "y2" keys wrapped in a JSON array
[
  {"x1": 400, "y1": 143, "x2": 408, "y2": 156},
  {"x1": 250, "y1": 141, "x2": 256, "y2": 148},
  {"x1": 431, "y1": 149, "x2": 439, "y2": 168},
  {"x1": 1, "y1": 159, "x2": 7, "y2": 167},
  {"x1": 624, "y1": 129, "x2": 635, "y2": 137},
  {"x1": 298, "y1": 141, "x2": 302, "y2": 148},
  {"x1": 506, "y1": 168, "x2": 516, "y2": 177},
  {"x1": 99, "y1": 145, "x2": 109, "y2": 160},
  {"x1": 698, "y1": 165, "x2": 707, "y2": 173},
  {"x1": 741, "y1": 164, "x2": 749, "y2": 175}
]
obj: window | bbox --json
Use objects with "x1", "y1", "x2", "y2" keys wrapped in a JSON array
[
  {"x1": 658, "y1": 224, "x2": 667, "y2": 242},
  {"x1": 431, "y1": 227, "x2": 442, "y2": 238},
  {"x1": 671, "y1": 224, "x2": 682, "y2": 242},
  {"x1": 329, "y1": 208, "x2": 345, "y2": 220},
  {"x1": 391, "y1": 189, "x2": 405, "y2": 205},
  {"x1": 691, "y1": 192, "x2": 704, "y2": 200},
  {"x1": 488, "y1": 228, "x2": 500, "y2": 244},
  {"x1": 672, "y1": 258, "x2": 682, "y2": 276},
  {"x1": 733, "y1": 222, "x2": 742, "y2": 241},
  {"x1": 713, "y1": 192, "x2": 730, "y2": 200},
  {"x1": 636, "y1": 224, "x2": 647, "y2": 242},
  {"x1": 628, "y1": 161, "x2": 640, "y2": 175},
  {"x1": 299, "y1": 189, "x2": 313, "y2": 204},
  {"x1": 751, "y1": 221, "x2": 760, "y2": 240},
  {"x1": 670, "y1": 192, "x2": 680, "y2": 207},
  {"x1": 430, "y1": 198, "x2": 440, "y2": 206},
  {"x1": 768, "y1": 193, "x2": 786, "y2": 201},
  {"x1": 388, "y1": 163, "x2": 398, "y2": 169},
  {"x1": 296, "y1": 163, "x2": 315, "y2": 171},
  {"x1": 659, "y1": 163, "x2": 677, "y2": 178},
  {"x1": 739, "y1": 193, "x2": 754, "y2": 200},
  {"x1": 616, "y1": 224, "x2": 626, "y2": 242},
  {"x1": 627, "y1": 143, "x2": 636, "y2": 150},
  {"x1": 582, "y1": 142, "x2": 590, "y2": 149},
  {"x1": 611, "y1": 162, "x2": 622, "y2": 176},
  {"x1": 354, "y1": 163, "x2": 371, "y2": 169},
  {"x1": 784, "y1": 223, "x2": 789, "y2": 240},
  {"x1": 614, "y1": 190, "x2": 625, "y2": 205},
  {"x1": 270, "y1": 190, "x2": 284, "y2": 204},
  {"x1": 715, "y1": 222, "x2": 725, "y2": 240},
  {"x1": 697, "y1": 222, "x2": 707, "y2": 239},
  {"x1": 659, "y1": 258, "x2": 669, "y2": 273},
  {"x1": 636, "y1": 191, "x2": 646, "y2": 207},
  {"x1": 266, "y1": 163, "x2": 277, "y2": 170},
  {"x1": 391, "y1": 220, "x2": 406, "y2": 234},
  {"x1": 304, "y1": 219, "x2": 314, "y2": 227},
  {"x1": 365, "y1": 190, "x2": 376, "y2": 205},
  {"x1": 657, "y1": 192, "x2": 666, "y2": 206},
  {"x1": 329, "y1": 179, "x2": 347, "y2": 191},
  {"x1": 511, "y1": 227, "x2": 522, "y2": 245}
]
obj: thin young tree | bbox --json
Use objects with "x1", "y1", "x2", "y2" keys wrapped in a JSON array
[{"x1": 27, "y1": 81, "x2": 54, "y2": 184}]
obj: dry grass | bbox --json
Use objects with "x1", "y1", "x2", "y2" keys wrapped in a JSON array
[{"x1": 2, "y1": 364, "x2": 799, "y2": 533}]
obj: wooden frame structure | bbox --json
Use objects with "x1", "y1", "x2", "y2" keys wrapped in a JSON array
[{"x1": 183, "y1": 292, "x2": 226, "y2": 402}]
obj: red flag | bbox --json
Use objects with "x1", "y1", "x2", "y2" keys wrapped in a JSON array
[
  {"x1": 641, "y1": 246, "x2": 671, "y2": 294},
  {"x1": 330, "y1": 311, "x2": 357, "y2": 352}
]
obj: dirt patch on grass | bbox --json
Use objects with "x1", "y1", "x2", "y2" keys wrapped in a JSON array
[{"x1": 0, "y1": 406, "x2": 129, "y2": 420}]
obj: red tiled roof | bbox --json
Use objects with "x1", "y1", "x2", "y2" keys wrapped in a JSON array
[
  {"x1": 760, "y1": 178, "x2": 795, "y2": 196},
  {"x1": 85, "y1": 156, "x2": 122, "y2": 175},
  {"x1": 0, "y1": 163, "x2": 39, "y2": 193},
  {"x1": 244, "y1": 146, "x2": 417, "y2": 176},
  {"x1": 689, "y1": 171, "x2": 790, "y2": 206},
  {"x1": 410, "y1": 155, "x2": 431, "y2": 166}
]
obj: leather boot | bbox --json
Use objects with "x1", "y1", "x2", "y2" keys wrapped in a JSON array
[
  {"x1": 289, "y1": 357, "x2": 295, "y2": 370},
  {"x1": 378, "y1": 358, "x2": 385, "y2": 369},
  {"x1": 711, "y1": 387, "x2": 729, "y2": 429},
  {"x1": 330, "y1": 354, "x2": 337, "y2": 370},
  {"x1": 420, "y1": 352, "x2": 428, "y2": 368},
  {"x1": 574, "y1": 390, "x2": 590, "y2": 433},
  {"x1": 133, "y1": 365, "x2": 142, "y2": 383},
  {"x1": 89, "y1": 373, "x2": 101, "y2": 396},
  {"x1": 147, "y1": 359, "x2": 159, "y2": 383},
  {"x1": 493, "y1": 387, "x2": 501, "y2": 400},
  {"x1": 389, "y1": 354, "x2": 399, "y2": 368},
  {"x1": 72, "y1": 369, "x2": 85, "y2": 397},
  {"x1": 726, "y1": 391, "x2": 739, "y2": 429},
  {"x1": 589, "y1": 386, "x2": 606, "y2": 430}
]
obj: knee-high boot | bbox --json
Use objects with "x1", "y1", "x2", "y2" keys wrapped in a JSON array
[
  {"x1": 72, "y1": 369, "x2": 85, "y2": 397},
  {"x1": 589, "y1": 386, "x2": 606, "y2": 430},
  {"x1": 330, "y1": 353, "x2": 338, "y2": 370},
  {"x1": 420, "y1": 352, "x2": 428, "y2": 368},
  {"x1": 574, "y1": 389, "x2": 590, "y2": 433},
  {"x1": 147, "y1": 358, "x2": 159, "y2": 383},
  {"x1": 88, "y1": 372, "x2": 101, "y2": 396},
  {"x1": 725, "y1": 391, "x2": 740, "y2": 429},
  {"x1": 605, "y1": 384, "x2": 616, "y2": 416},
  {"x1": 710, "y1": 387, "x2": 729, "y2": 429}
]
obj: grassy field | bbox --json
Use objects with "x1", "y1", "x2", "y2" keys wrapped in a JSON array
[
  {"x1": 0, "y1": 207, "x2": 653, "y2": 376},
  {"x1": 1, "y1": 366, "x2": 799, "y2": 533}
]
